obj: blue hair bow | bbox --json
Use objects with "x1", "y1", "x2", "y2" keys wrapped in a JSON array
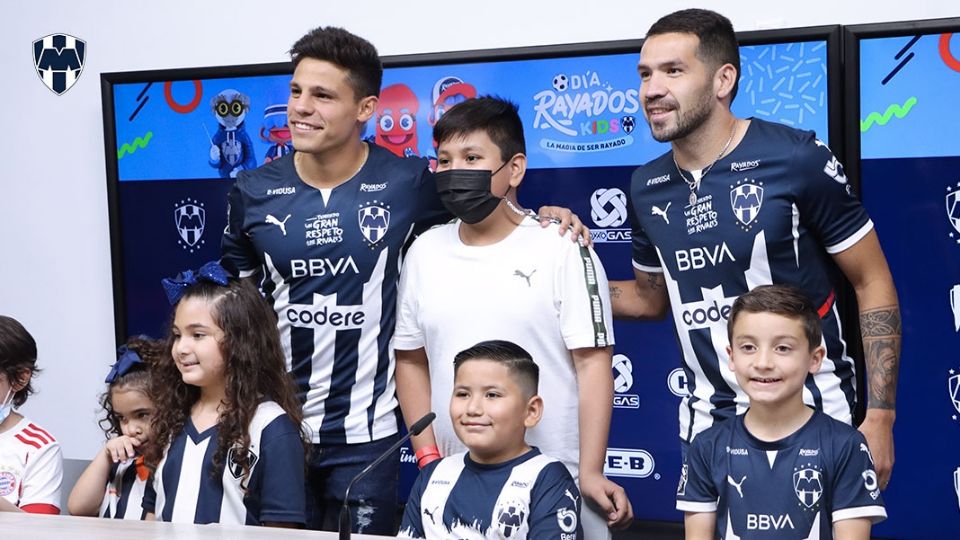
[
  {"x1": 161, "y1": 261, "x2": 231, "y2": 305},
  {"x1": 105, "y1": 345, "x2": 143, "y2": 383}
]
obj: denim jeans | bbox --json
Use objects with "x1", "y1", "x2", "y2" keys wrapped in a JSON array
[{"x1": 304, "y1": 433, "x2": 400, "y2": 534}]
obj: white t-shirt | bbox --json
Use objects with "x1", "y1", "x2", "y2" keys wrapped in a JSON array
[
  {"x1": 0, "y1": 415, "x2": 63, "y2": 513},
  {"x1": 395, "y1": 217, "x2": 615, "y2": 473}
]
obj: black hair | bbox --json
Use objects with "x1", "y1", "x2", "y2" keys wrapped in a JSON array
[
  {"x1": 453, "y1": 340, "x2": 539, "y2": 398},
  {"x1": 289, "y1": 26, "x2": 383, "y2": 100},
  {"x1": 0, "y1": 315, "x2": 40, "y2": 408},
  {"x1": 728, "y1": 285, "x2": 823, "y2": 350},
  {"x1": 646, "y1": 8, "x2": 741, "y2": 102},
  {"x1": 433, "y1": 96, "x2": 526, "y2": 162}
]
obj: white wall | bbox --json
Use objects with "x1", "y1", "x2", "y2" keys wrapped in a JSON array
[{"x1": 1, "y1": 0, "x2": 956, "y2": 459}]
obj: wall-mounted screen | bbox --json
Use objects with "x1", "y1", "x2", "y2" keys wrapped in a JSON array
[
  {"x1": 846, "y1": 19, "x2": 960, "y2": 539},
  {"x1": 103, "y1": 26, "x2": 839, "y2": 523}
]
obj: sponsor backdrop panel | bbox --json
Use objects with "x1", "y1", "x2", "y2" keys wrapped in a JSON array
[
  {"x1": 857, "y1": 30, "x2": 960, "y2": 538},
  {"x1": 105, "y1": 36, "x2": 830, "y2": 524}
]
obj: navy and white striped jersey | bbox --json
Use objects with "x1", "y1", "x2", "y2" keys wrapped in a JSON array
[
  {"x1": 143, "y1": 401, "x2": 305, "y2": 525},
  {"x1": 100, "y1": 456, "x2": 153, "y2": 520},
  {"x1": 677, "y1": 411, "x2": 886, "y2": 539},
  {"x1": 630, "y1": 118, "x2": 871, "y2": 442},
  {"x1": 399, "y1": 449, "x2": 582, "y2": 539},
  {"x1": 221, "y1": 144, "x2": 446, "y2": 444}
]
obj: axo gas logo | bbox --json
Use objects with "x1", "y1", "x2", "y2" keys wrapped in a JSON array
[
  {"x1": 533, "y1": 69, "x2": 639, "y2": 154},
  {"x1": 604, "y1": 448, "x2": 657, "y2": 479},
  {"x1": 589, "y1": 188, "x2": 631, "y2": 244},
  {"x1": 611, "y1": 354, "x2": 639, "y2": 409}
]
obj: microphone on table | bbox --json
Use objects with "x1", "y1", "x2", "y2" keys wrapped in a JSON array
[{"x1": 338, "y1": 412, "x2": 436, "y2": 540}]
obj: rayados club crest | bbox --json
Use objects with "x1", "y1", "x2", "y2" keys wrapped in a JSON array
[
  {"x1": 730, "y1": 180, "x2": 764, "y2": 229},
  {"x1": 358, "y1": 202, "x2": 390, "y2": 245},
  {"x1": 174, "y1": 199, "x2": 206, "y2": 253},
  {"x1": 33, "y1": 33, "x2": 85, "y2": 95}
]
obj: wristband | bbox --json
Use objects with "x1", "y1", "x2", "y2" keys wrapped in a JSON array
[{"x1": 415, "y1": 445, "x2": 441, "y2": 469}]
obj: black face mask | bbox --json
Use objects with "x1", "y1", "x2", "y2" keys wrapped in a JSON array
[{"x1": 434, "y1": 161, "x2": 510, "y2": 224}]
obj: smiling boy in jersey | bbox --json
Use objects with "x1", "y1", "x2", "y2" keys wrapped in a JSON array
[
  {"x1": 677, "y1": 285, "x2": 886, "y2": 540},
  {"x1": 399, "y1": 340, "x2": 582, "y2": 539}
]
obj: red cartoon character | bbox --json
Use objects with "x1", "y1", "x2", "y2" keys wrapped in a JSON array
[
  {"x1": 429, "y1": 76, "x2": 477, "y2": 126},
  {"x1": 375, "y1": 84, "x2": 419, "y2": 158}
]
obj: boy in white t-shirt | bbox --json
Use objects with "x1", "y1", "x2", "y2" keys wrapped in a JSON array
[{"x1": 394, "y1": 96, "x2": 632, "y2": 537}]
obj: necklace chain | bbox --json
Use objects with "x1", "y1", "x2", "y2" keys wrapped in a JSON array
[{"x1": 673, "y1": 120, "x2": 737, "y2": 205}]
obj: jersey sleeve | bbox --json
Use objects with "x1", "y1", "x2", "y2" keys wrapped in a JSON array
[
  {"x1": 558, "y1": 242, "x2": 615, "y2": 349},
  {"x1": 528, "y1": 462, "x2": 583, "y2": 539},
  {"x1": 792, "y1": 135, "x2": 873, "y2": 254},
  {"x1": 394, "y1": 239, "x2": 425, "y2": 351},
  {"x1": 256, "y1": 415, "x2": 306, "y2": 524},
  {"x1": 830, "y1": 431, "x2": 886, "y2": 524},
  {"x1": 398, "y1": 461, "x2": 437, "y2": 538},
  {"x1": 19, "y1": 438, "x2": 63, "y2": 514},
  {"x1": 676, "y1": 436, "x2": 718, "y2": 513},
  {"x1": 629, "y1": 170, "x2": 664, "y2": 272},
  {"x1": 220, "y1": 178, "x2": 261, "y2": 279}
]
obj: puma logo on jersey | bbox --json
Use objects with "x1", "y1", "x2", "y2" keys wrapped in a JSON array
[
  {"x1": 514, "y1": 269, "x2": 536, "y2": 287},
  {"x1": 727, "y1": 475, "x2": 746, "y2": 498},
  {"x1": 266, "y1": 214, "x2": 291, "y2": 236},
  {"x1": 423, "y1": 506, "x2": 439, "y2": 524},
  {"x1": 651, "y1": 202, "x2": 671, "y2": 224}
]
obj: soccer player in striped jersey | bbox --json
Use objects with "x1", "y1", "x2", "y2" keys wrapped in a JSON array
[
  {"x1": 221, "y1": 27, "x2": 588, "y2": 534},
  {"x1": 611, "y1": 9, "x2": 900, "y2": 488},
  {"x1": 678, "y1": 285, "x2": 885, "y2": 539},
  {"x1": 399, "y1": 341, "x2": 582, "y2": 539},
  {"x1": 68, "y1": 336, "x2": 162, "y2": 519},
  {"x1": 0, "y1": 316, "x2": 63, "y2": 515},
  {"x1": 142, "y1": 265, "x2": 306, "y2": 526},
  {"x1": 395, "y1": 96, "x2": 632, "y2": 539}
]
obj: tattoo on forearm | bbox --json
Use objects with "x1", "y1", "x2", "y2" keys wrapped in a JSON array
[
  {"x1": 610, "y1": 286, "x2": 622, "y2": 298},
  {"x1": 861, "y1": 306, "x2": 901, "y2": 410},
  {"x1": 645, "y1": 273, "x2": 665, "y2": 290}
]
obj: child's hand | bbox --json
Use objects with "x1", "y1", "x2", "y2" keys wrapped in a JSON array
[{"x1": 104, "y1": 435, "x2": 141, "y2": 463}]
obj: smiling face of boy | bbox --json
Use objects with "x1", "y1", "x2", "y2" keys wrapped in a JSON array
[{"x1": 450, "y1": 359, "x2": 541, "y2": 465}]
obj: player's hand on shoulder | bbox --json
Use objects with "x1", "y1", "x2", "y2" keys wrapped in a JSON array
[
  {"x1": 536, "y1": 205, "x2": 592, "y2": 247},
  {"x1": 104, "y1": 435, "x2": 140, "y2": 463},
  {"x1": 579, "y1": 472, "x2": 634, "y2": 529}
]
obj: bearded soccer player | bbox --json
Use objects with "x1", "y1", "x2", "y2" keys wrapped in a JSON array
[{"x1": 610, "y1": 9, "x2": 901, "y2": 490}]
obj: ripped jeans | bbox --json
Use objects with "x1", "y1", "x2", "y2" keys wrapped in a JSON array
[{"x1": 304, "y1": 434, "x2": 400, "y2": 534}]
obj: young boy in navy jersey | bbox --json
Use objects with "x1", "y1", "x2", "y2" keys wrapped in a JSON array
[
  {"x1": 399, "y1": 340, "x2": 582, "y2": 539},
  {"x1": 677, "y1": 285, "x2": 886, "y2": 539}
]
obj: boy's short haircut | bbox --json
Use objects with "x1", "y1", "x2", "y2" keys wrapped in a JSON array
[
  {"x1": 433, "y1": 96, "x2": 526, "y2": 162},
  {"x1": 289, "y1": 26, "x2": 383, "y2": 100},
  {"x1": 0, "y1": 315, "x2": 40, "y2": 407},
  {"x1": 646, "y1": 9, "x2": 741, "y2": 101},
  {"x1": 453, "y1": 340, "x2": 539, "y2": 398},
  {"x1": 728, "y1": 285, "x2": 822, "y2": 350}
]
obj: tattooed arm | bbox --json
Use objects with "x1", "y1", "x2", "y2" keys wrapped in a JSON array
[
  {"x1": 832, "y1": 229, "x2": 901, "y2": 489},
  {"x1": 609, "y1": 270, "x2": 670, "y2": 320}
]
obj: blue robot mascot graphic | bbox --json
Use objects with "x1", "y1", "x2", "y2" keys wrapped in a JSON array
[{"x1": 208, "y1": 89, "x2": 256, "y2": 178}]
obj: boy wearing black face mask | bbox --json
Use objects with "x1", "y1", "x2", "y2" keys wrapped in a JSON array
[{"x1": 394, "y1": 96, "x2": 634, "y2": 538}]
